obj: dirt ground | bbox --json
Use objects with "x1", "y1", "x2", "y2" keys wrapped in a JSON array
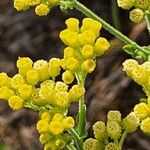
[{"x1": 0, "y1": 0, "x2": 150, "y2": 149}]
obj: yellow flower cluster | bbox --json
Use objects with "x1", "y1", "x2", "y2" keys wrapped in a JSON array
[
  {"x1": 13, "y1": 0, "x2": 60, "y2": 16},
  {"x1": 0, "y1": 57, "x2": 85, "y2": 110},
  {"x1": 37, "y1": 111, "x2": 74, "y2": 149},
  {"x1": 123, "y1": 59, "x2": 150, "y2": 95},
  {"x1": 60, "y1": 18, "x2": 110, "y2": 75},
  {"x1": 84, "y1": 110, "x2": 139, "y2": 150},
  {"x1": 117, "y1": 0, "x2": 150, "y2": 23},
  {"x1": 123, "y1": 59, "x2": 150, "y2": 133}
]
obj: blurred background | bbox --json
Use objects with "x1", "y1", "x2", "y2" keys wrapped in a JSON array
[{"x1": 0, "y1": 0, "x2": 150, "y2": 149}]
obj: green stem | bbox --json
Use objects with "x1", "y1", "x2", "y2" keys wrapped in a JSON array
[
  {"x1": 110, "y1": 0, "x2": 121, "y2": 30},
  {"x1": 145, "y1": 11, "x2": 150, "y2": 35},
  {"x1": 67, "y1": 143, "x2": 77, "y2": 150},
  {"x1": 73, "y1": 0, "x2": 143, "y2": 52},
  {"x1": 68, "y1": 128, "x2": 83, "y2": 150},
  {"x1": 119, "y1": 131, "x2": 127, "y2": 149},
  {"x1": 75, "y1": 72, "x2": 86, "y2": 138}
]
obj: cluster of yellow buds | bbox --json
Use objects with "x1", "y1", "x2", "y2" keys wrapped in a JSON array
[
  {"x1": 123, "y1": 59, "x2": 150, "y2": 133},
  {"x1": 0, "y1": 57, "x2": 85, "y2": 110},
  {"x1": 13, "y1": 0, "x2": 60, "y2": 16},
  {"x1": 59, "y1": 18, "x2": 110, "y2": 75},
  {"x1": 117, "y1": 0, "x2": 150, "y2": 23},
  {"x1": 123, "y1": 59, "x2": 150, "y2": 95},
  {"x1": 83, "y1": 110, "x2": 139, "y2": 150},
  {"x1": 37, "y1": 111, "x2": 74, "y2": 149}
]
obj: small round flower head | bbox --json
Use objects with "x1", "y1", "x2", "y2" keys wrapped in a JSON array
[
  {"x1": 33, "y1": 59, "x2": 49, "y2": 81},
  {"x1": 142, "y1": 61, "x2": 150, "y2": 75},
  {"x1": 26, "y1": 69, "x2": 39, "y2": 85},
  {"x1": 93, "y1": 121, "x2": 107, "y2": 141},
  {"x1": 107, "y1": 121, "x2": 121, "y2": 140},
  {"x1": 117, "y1": 0, "x2": 135, "y2": 10},
  {"x1": 94, "y1": 37, "x2": 110, "y2": 56},
  {"x1": 141, "y1": 117, "x2": 150, "y2": 133},
  {"x1": 18, "y1": 84, "x2": 33, "y2": 99},
  {"x1": 0, "y1": 73, "x2": 11, "y2": 87},
  {"x1": 81, "y1": 18, "x2": 102, "y2": 37},
  {"x1": 36, "y1": 120, "x2": 50, "y2": 133},
  {"x1": 107, "y1": 110, "x2": 121, "y2": 124},
  {"x1": 55, "y1": 92, "x2": 69, "y2": 108},
  {"x1": 29, "y1": 0, "x2": 41, "y2": 6},
  {"x1": 69, "y1": 84, "x2": 85, "y2": 102},
  {"x1": 56, "y1": 139, "x2": 66, "y2": 149},
  {"x1": 14, "y1": 0, "x2": 30, "y2": 11},
  {"x1": 81, "y1": 59, "x2": 96, "y2": 73},
  {"x1": 78, "y1": 30, "x2": 96, "y2": 46},
  {"x1": 48, "y1": 58, "x2": 61, "y2": 79},
  {"x1": 11, "y1": 74, "x2": 25, "y2": 89},
  {"x1": 83, "y1": 138, "x2": 99, "y2": 150},
  {"x1": 122, "y1": 112, "x2": 140, "y2": 133},
  {"x1": 65, "y1": 18, "x2": 80, "y2": 32},
  {"x1": 44, "y1": 142, "x2": 57, "y2": 150},
  {"x1": 0, "y1": 86, "x2": 15, "y2": 100},
  {"x1": 134, "y1": 103, "x2": 149, "y2": 120},
  {"x1": 65, "y1": 57, "x2": 79, "y2": 71},
  {"x1": 134, "y1": 0, "x2": 150, "y2": 10},
  {"x1": 55, "y1": 81, "x2": 68, "y2": 92},
  {"x1": 41, "y1": 111, "x2": 52, "y2": 122},
  {"x1": 39, "y1": 133, "x2": 52, "y2": 144},
  {"x1": 132, "y1": 65, "x2": 148, "y2": 85},
  {"x1": 122, "y1": 59, "x2": 138, "y2": 78},
  {"x1": 81, "y1": 45, "x2": 94, "y2": 59},
  {"x1": 59, "y1": 29, "x2": 79, "y2": 48},
  {"x1": 48, "y1": 0, "x2": 60, "y2": 6},
  {"x1": 105, "y1": 142, "x2": 119, "y2": 150},
  {"x1": 35, "y1": 3, "x2": 50, "y2": 16},
  {"x1": 63, "y1": 47, "x2": 75, "y2": 59},
  {"x1": 62, "y1": 70, "x2": 74, "y2": 84},
  {"x1": 62, "y1": 116, "x2": 75, "y2": 129},
  {"x1": 17, "y1": 57, "x2": 33, "y2": 76},
  {"x1": 52, "y1": 113, "x2": 63, "y2": 122},
  {"x1": 49, "y1": 121, "x2": 64, "y2": 135},
  {"x1": 129, "y1": 9, "x2": 144, "y2": 23},
  {"x1": 8, "y1": 95, "x2": 24, "y2": 110}
]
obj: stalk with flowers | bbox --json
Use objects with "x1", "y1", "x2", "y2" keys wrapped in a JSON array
[{"x1": 0, "y1": 0, "x2": 150, "y2": 149}]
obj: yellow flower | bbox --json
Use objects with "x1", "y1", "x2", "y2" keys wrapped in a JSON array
[
  {"x1": 141, "y1": 117, "x2": 150, "y2": 133},
  {"x1": 134, "y1": 0, "x2": 150, "y2": 10},
  {"x1": 59, "y1": 29, "x2": 79, "y2": 48},
  {"x1": 33, "y1": 59, "x2": 50, "y2": 81},
  {"x1": 49, "y1": 121, "x2": 64, "y2": 135},
  {"x1": 63, "y1": 47, "x2": 75, "y2": 59},
  {"x1": 8, "y1": 95, "x2": 24, "y2": 110},
  {"x1": 81, "y1": 18, "x2": 102, "y2": 37},
  {"x1": 65, "y1": 57, "x2": 79, "y2": 71},
  {"x1": 29, "y1": 0, "x2": 41, "y2": 6},
  {"x1": 36, "y1": 120, "x2": 50, "y2": 133},
  {"x1": 69, "y1": 84, "x2": 85, "y2": 102},
  {"x1": 17, "y1": 57, "x2": 33, "y2": 76},
  {"x1": 0, "y1": 73, "x2": 11, "y2": 87},
  {"x1": 41, "y1": 111, "x2": 52, "y2": 122},
  {"x1": 83, "y1": 138, "x2": 99, "y2": 150},
  {"x1": 55, "y1": 139, "x2": 66, "y2": 149},
  {"x1": 129, "y1": 9, "x2": 144, "y2": 23},
  {"x1": 94, "y1": 37, "x2": 110, "y2": 56},
  {"x1": 81, "y1": 59, "x2": 96, "y2": 73},
  {"x1": 52, "y1": 113, "x2": 63, "y2": 122},
  {"x1": 107, "y1": 110, "x2": 121, "y2": 124},
  {"x1": 0, "y1": 86, "x2": 15, "y2": 100},
  {"x1": 62, "y1": 70, "x2": 74, "y2": 84},
  {"x1": 26, "y1": 69, "x2": 39, "y2": 85},
  {"x1": 39, "y1": 133, "x2": 52, "y2": 144},
  {"x1": 134, "y1": 103, "x2": 150, "y2": 120},
  {"x1": 11, "y1": 74, "x2": 25, "y2": 89},
  {"x1": 18, "y1": 84, "x2": 33, "y2": 99},
  {"x1": 55, "y1": 81, "x2": 68, "y2": 92},
  {"x1": 14, "y1": 0, "x2": 30, "y2": 11},
  {"x1": 78, "y1": 30, "x2": 96, "y2": 46},
  {"x1": 81, "y1": 45, "x2": 94, "y2": 59},
  {"x1": 65, "y1": 18, "x2": 80, "y2": 32},
  {"x1": 117, "y1": 0, "x2": 135, "y2": 10},
  {"x1": 35, "y1": 3, "x2": 50, "y2": 16},
  {"x1": 62, "y1": 117, "x2": 75, "y2": 129}
]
